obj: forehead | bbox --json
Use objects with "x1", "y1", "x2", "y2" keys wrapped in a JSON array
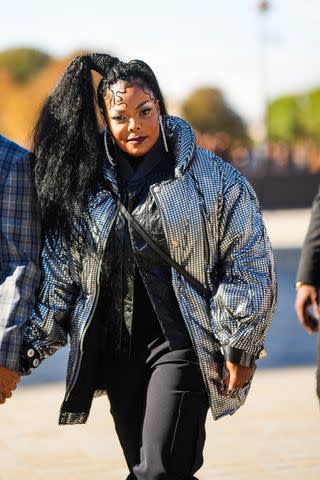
[{"x1": 105, "y1": 80, "x2": 156, "y2": 110}]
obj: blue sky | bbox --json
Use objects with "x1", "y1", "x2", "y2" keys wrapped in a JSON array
[{"x1": 2, "y1": 0, "x2": 320, "y2": 123}]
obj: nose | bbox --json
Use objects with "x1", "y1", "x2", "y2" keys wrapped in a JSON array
[{"x1": 128, "y1": 116, "x2": 140, "y2": 131}]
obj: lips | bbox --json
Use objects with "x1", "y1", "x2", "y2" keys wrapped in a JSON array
[{"x1": 127, "y1": 136, "x2": 147, "y2": 144}]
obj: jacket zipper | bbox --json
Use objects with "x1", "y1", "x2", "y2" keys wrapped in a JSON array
[
  {"x1": 64, "y1": 208, "x2": 118, "y2": 402},
  {"x1": 201, "y1": 213, "x2": 209, "y2": 264},
  {"x1": 127, "y1": 261, "x2": 136, "y2": 360}
]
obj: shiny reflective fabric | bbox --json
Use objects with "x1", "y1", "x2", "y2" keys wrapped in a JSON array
[
  {"x1": 99, "y1": 134, "x2": 191, "y2": 358},
  {"x1": 22, "y1": 115, "x2": 277, "y2": 424}
]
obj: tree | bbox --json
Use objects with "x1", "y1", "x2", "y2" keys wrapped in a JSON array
[
  {"x1": 266, "y1": 95, "x2": 301, "y2": 142},
  {"x1": 181, "y1": 87, "x2": 248, "y2": 140},
  {"x1": 299, "y1": 89, "x2": 320, "y2": 143},
  {"x1": 0, "y1": 47, "x2": 51, "y2": 83}
]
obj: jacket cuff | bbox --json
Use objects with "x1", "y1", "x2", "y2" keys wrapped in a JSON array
[
  {"x1": 296, "y1": 257, "x2": 320, "y2": 287},
  {"x1": 296, "y1": 278, "x2": 319, "y2": 287},
  {"x1": 19, "y1": 343, "x2": 41, "y2": 375},
  {"x1": 222, "y1": 346, "x2": 257, "y2": 368}
]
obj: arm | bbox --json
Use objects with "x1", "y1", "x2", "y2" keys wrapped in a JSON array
[
  {"x1": 296, "y1": 186, "x2": 320, "y2": 286},
  {"x1": 210, "y1": 167, "x2": 277, "y2": 390},
  {"x1": 295, "y1": 187, "x2": 320, "y2": 334},
  {"x1": 0, "y1": 152, "x2": 41, "y2": 371},
  {"x1": 21, "y1": 231, "x2": 79, "y2": 371}
]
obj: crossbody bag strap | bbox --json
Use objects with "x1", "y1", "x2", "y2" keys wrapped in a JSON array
[{"x1": 116, "y1": 198, "x2": 211, "y2": 299}]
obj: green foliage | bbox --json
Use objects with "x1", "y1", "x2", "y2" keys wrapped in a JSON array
[
  {"x1": 0, "y1": 47, "x2": 51, "y2": 83},
  {"x1": 267, "y1": 89, "x2": 320, "y2": 144},
  {"x1": 267, "y1": 95, "x2": 301, "y2": 142},
  {"x1": 181, "y1": 87, "x2": 248, "y2": 140},
  {"x1": 299, "y1": 89, "x2": 320, "y2": 142}
]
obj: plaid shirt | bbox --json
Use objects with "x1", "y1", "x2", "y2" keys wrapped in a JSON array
[{"x1": 0, "y1": 135, "x2": 41, "y2": 370}]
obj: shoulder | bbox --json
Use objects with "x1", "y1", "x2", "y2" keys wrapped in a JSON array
[
  {"x1": 0, "y1": 135, "x2": 32, "y2": 182},
  {"x1": 191, "y1": 146, "x2": 258, "y2": 205},
  {"x1": 193, "y1": 146, "x2": 247, "y2": 183}
]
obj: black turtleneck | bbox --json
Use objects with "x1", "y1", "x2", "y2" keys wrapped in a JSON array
[
  {"x1": 114, "y1": 142, "x2": 146, "y2": 172},
  {"x1": 98, "y1": 133, "x2": 192, "y2": 361},
  {"x1": 114, "y1": 133, "x2": 169, "y2": 201}
]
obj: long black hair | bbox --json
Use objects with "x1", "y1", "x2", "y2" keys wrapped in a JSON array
[{"x1": 33, "y1": 53, "x2": 168, "y2": 243}]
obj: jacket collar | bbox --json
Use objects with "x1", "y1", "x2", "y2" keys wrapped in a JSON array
[
  {"x1": 102, "y1": 115, "x2": 196, "y2": 193},
  {"x1": 162, "y1": 115, "x2": 196, "y2": 177},
  {"x1": 115, "y1": 133, "x2": 166, "y2": 183}
]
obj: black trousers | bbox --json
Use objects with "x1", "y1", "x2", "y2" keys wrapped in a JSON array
[{"x1": 105, "y1": 336, "x2": 209, "y2": 480}]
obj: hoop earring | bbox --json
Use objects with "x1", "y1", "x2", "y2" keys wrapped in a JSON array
[
  {"x1": 159, "y1": 115, "x2": 169, "y2": 153},
  {"x1": 103, "y1": 130, "x2": 117, "y2": 167}
]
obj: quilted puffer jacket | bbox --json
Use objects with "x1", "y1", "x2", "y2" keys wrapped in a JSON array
[{"x1": 21, "y1": 115, "x2": 277, "y2": 425}]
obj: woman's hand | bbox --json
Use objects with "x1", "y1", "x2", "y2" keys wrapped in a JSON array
[{"x1": 223, "y1": 360, "x2": 254, "y2": 398}]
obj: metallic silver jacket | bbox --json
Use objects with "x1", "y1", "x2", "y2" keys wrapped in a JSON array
[{"x1": 22, "y1": 115, "x2": 277, "y2": 424}]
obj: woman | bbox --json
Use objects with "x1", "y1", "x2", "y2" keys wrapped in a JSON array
[{"x1": 20, "y1": 53, "x2": 277, "y2": 479}]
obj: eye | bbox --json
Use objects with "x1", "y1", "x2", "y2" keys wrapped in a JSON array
[
  {"x1": 140, "y1": 108, "x2": 151, "y2": 116},
  {"x1": 112, "y1": 115, "x2": 125, "y2": 121}
]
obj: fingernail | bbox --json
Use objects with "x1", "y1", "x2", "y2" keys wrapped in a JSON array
[{"x1": 228, "y1": 387, "x2": 239, "y2": 398}]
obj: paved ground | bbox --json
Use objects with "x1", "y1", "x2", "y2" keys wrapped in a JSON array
[
  {"x1": 1, "y1": 366, "x2": 319, "y2": 479},
  {"x1": 1, "y1": 209, "x2": 319, "y2": 479},
  {"x1": 262, "y1": 208, "x2": 310, "y2": 248}
]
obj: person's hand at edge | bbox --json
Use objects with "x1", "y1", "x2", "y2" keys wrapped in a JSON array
[
  {"x1": 0, "y1": 366, "x2": 20, "y2": 404},
  {"x1": 295, "y1": 284, "x2": 320, "y2": 335}
]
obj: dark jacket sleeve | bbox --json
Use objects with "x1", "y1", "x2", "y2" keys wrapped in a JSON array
[{"x1": 296, "y1": 186, "x2": 320, "y2": 286}]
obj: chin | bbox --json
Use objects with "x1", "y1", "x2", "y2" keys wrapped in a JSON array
[{"x1": 125, "y1": 144, "x2": 150, "y2": 157}]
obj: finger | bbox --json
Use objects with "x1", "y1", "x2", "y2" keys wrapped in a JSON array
[
  {"x1": 295, "y1": 294, "x2": 311, "y2": 325},
  {"x1": 228, "y1": 371, "x2": 237, "y2": 391},
  {"x1": 10, "y1": 384, "x2": 17, "y2": 391},
  {"x1": 228, "y1": 386, "x2": 240, "y2": 398},
  {"x1": 0, "y1": 394, "x2": 6, "y2": 405},
  {"x1": 230, "y1": 369, "x2": 253, "y2": 392},
  {"x1": 297, "y1": 299, "x2": 318, "y2": 334},
  {"x1": 12, "y1": 374, "x2": 20, "y2": 384},
  {"x1": 304, "y1": 314, "x2": 319, "y2": 334},
  {"x1": 311, "y1": 296, "x2": 320, "y2": 321},
  {"x1": 2, "y1": 390, "x2": 12, "y2": 399},
  {"x1": 315, "y1": 306, "x2": 320, "y2": 322},
  {"x1": 243, "y1": 373, "x2": 254, "y2": 386},
  {"x1": 227, "y1": 372, "x2": 239, "y2": 397},
  {"x1": 222, "y1": 364, "x2": 230, "y2": 391},
  {"x1": 301, "y1": 301, "x2": 311, "y2": 327},
  {"x1": 10, "y1": 378, "x2": 19, "y2": 388}
]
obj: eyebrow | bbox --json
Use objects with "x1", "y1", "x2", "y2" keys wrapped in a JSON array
[{"x1": 111, "y1": 100, "x2": 152, "y2": 113}]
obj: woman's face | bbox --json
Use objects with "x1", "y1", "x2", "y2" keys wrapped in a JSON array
[{"x1": 104, "y1": 80, "x2": 161, "y2": 157}]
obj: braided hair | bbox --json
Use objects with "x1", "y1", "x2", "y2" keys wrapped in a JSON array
[{"x1": 33, "y1": 53, "x2": 168, "y2": 240}]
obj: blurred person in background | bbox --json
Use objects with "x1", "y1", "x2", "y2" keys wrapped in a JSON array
[
  {"x1": 295, "y1": 186, "x2": 320, "y2": 402},
  {"x1": 18, "y1": 53, "x2": 277, "y2": 480},
  {"x1": 0, "y1": 135, "x2": 41, "y2": 405}
]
